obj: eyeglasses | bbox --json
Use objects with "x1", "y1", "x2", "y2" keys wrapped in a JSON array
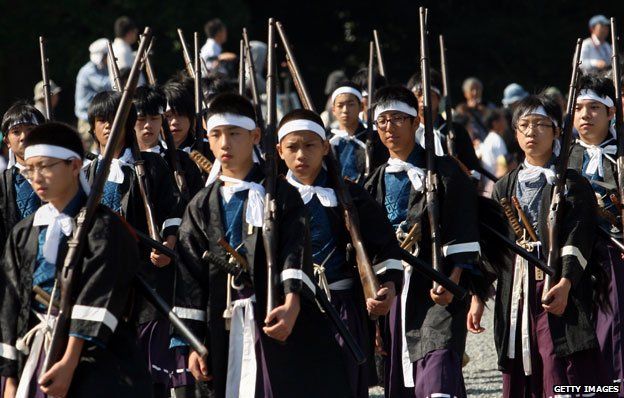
[
  {"x1": 374, "y1": 114, "x2": 414, "y2": 129},
  {"x1": 20, "y1": 159, "x2": 69, "y2": 180},
  {"x1": 515, "y1": 121, "x2": 554, "y2": 134}
]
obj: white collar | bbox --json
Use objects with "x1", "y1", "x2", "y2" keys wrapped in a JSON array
[{"x1": 285, "y1": 170, "x2": 337, "y2": 207}]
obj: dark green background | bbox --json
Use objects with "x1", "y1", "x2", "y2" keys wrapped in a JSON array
[{"x1": 1, "y1": 0, "x2": 623, "y2": 122}]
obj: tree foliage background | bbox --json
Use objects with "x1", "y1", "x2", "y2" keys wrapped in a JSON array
[{"x1": 1, "y1": 0, "x2": 623, "y2": 123}]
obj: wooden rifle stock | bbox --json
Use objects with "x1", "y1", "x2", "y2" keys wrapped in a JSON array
[
  {"x1": 243, "y1": 28, "x2": 265, "y2": 129},
  {"x1": 263, "y1": 18, "x2": 279, "y2": 318},
  {"x1": 439, "y1": 35, "x2": 456, "y2": 157},
  {"x1": 38, "y1": 37, "x2": 52, "y2": 121},
  {"x1": 373, "y1": 29, "x2": 386, "y2": 77},
  {"x1": 107, "y1": 40, "x2": 122, "y2": 92},
  {"x1": 542, "y1": 39, "x2": 583, "y2": 304},
  {"x1": 42, "y1": 27, "x2": 154, "y2": 376},
  {"x1": 419, "y1": 8, "x2": 445, "y2": 293}
]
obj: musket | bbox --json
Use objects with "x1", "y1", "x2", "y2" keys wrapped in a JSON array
[
  {"x1": 238, "y1": 39, "x2": 246, "y2": 95},
  {"x1": 42, "y1": 27, "x2": 153, "y2": 375},
  {"x1": 420, "y1": 8, "x2": 445, "y2": 293},
  {"x1": 38, "y1": 37, "x2": 52, "y2": 121},
  {"x1": 177, "y1": 28, "x2": 195, "y2": 77},
  {"x1": 373, "y1": 29, "x2": 386, "y2": 78},
  {"x1": 364, "y1": 41, "x2": 374, "y2": 179},
  {"x1": 439, "y1": 35, "x2": 456, "y2": 158},
  {"x1": 189, "y1": 150, "x2": 213, "y2": 174},
  {"x1": 110, "y1": 41, "x2": 162, "y2": 242},
  {"x1": 217, "y1": 238, "x2": 250, "y2": 271},
  {"x1": 263, "y1": 18, "x2": 279, "y2": 317},
  {"x1": 107, "y1": 40, "x2": 122, "y2": 92},
  {"x1": 542, "y1": 38, "x2": 583, "y2": 304},
  {"x1": 162, "y1": 120, "x2": 190, "y2": 201},
  {"x1": 143, "y1": 35, "x2": 156, "y2": 85},
  {"x1": 612, "y1": 17, "x2": 624, "y2": 241},
  {"x1": 243, "y1": 28, "x2": 265, "y2": 129},
  {"x1": 275, "y1": 21, "x2": 315, "y2": 111},
  {"x1": 193, "y1": 32, "x2": 207, "y2": 156},
  {"x1": 276, "y1": 20, "x2": 385, "y2": 316}
]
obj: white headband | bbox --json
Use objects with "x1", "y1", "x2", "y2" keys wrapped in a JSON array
[
  {"x1": 411, "y1": 84, "x2": 442, "y2": 97},
  {"x1": 374, "y1": 100, "x2": 418, "y2": 121},
  {"x1": 577, "y1": 89, "x2": 615, "y2": 108},
  {"x1": 206, "y1": 113, "x2": 257, "y2": 132},
  {"x1": 25, "y1": 144, "x2": 81, "y2": 161},
  {"x1": 7, "y1": 115, "x2": 40, "y2": 131},
  {"x1": 519, "y1": 106, "x2": 559, "y2": 128},
  {"x1": 331, "y1": 86, "x2": 363, "y2": 103},
  {"x1": 278, "y1": 119, "x2": 326, "y2": 142}
]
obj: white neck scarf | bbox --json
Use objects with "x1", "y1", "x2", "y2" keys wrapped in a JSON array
[
  {"x1": 285, "y1": 170, "x2": 337, "y2": 207},
  {"x1": 219, "y1": 175, "x2": 265, "y2": 227},
  {"x1": 98, "y1": 148, "x2": 134, "y2": 184},
  {"x1": 577, "y1": 139, "x2": 617, "y2": 177},
  {"x1": 144, "y1": 145, "x2": 162, "y2": 154},
  {"x1": 329, "y1": 129, "x2": 366, "y2": 150},
  {"x1": 386, "y1": 157, "x2": 426, "y2": 192},
  {"x1": 517, "y1": 161, "x2": 556, "y2": 185},
  {"x1": 33, "y1": 204, "x2": 74, "y2": 264},
  {"x1": 415, "y1": 124, "x2": 445, "y2": 156}
]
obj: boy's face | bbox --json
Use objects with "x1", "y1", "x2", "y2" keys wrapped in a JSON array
[
  {"x1": 332, "y1": 93, "x2": 362, "y2": 128},
  {"x1": 25, "y1": 155, "x2": 79, "y2": 203},
  {"x1": 574, "y1": 99, "x2": 614, "y2": 145},
  {"x1": 135, "y1": 114, "x2": 163, "y2": 149},
  {"x1": 277, "y1": 131, "x2": 329, "y2": 183},
  {"x1": 375, "y1": 111, "x2": 419, "y2": 155},
  {"x1": 515, "y1": 115, "x2": 558, "y2": 160},
  {"x1": 4, "y1": 123, "x2": 36, "y2": 161},
  {"x1": 208, "y1": 125, "x2": 260, "y2": 171},
  {"x1": 165, "y1": 110, "x2": 191, "y2": 148},
  {"x1": 414, "y1": 88, "x2": 440, "y2": 117},
  {"x1": 93, "y1": 117, "x2": 111, "y2": 147}
]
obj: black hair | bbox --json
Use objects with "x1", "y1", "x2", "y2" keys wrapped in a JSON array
[
  {"x1": 352, "y1": 68, "x2": 387, "y2": 94},
  {"x1": 278, "y1": 109, "x2": 324, "y2": 130},
  {"x1": 373, "y1": 85, "x2": 419, "y2": 116},
  {"x1": 87, "y1": 91, "x2": 137, "y2": 148},
  {"x1": 114, "y1": 16, "x2": 137, "y2": 39},
  {"x1": 204, "y1": 71, "x2": 237, "y2": 103},
  {"x1": 512, "y1": 95, "x2": 562, "y2": 129},
  {"x1": 484, "y1": 108, "x2": 505, "y2": 131},
  {"x1": 578, "y1": 73, "x2": 616, "y2": 106},
  {"x1": 134, "y1": 85, "x2": 166, "y2": 116},
  {"x1": 407, "y1": 68, "x2": 443, "y2": 95},
  {"x1": 204, "y1": 18, "x2": 225, "y2": 38},
  {"x1": 162, "y1": 82, "x2": 195, "y2": 119},
  {"x1": 24, "y1": 122, "x2": 85, "y2": 160},
  {"x1": 206, "y1": 93, "x2": 256, "y2": 122},
  {"x1": 2, "y1": 101, "x2": 45, "y2": 132},
  {"x1": 330, "y1": 80, "x2": 363, "y2": 103}
]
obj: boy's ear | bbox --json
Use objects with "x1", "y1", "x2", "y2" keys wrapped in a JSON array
[{"x1": 251, "y1": 127, "x2": 261, "y2": 145}]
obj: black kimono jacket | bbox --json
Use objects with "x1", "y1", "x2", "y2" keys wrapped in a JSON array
[
  {"x1": 434, "y1": 114, "x2": 483, "y2": 173},
  {"x1": 85, "y1": 151, "x2": 185, "y2": 323},
  {"x1": 0, "y1": 205, "x2": 151, "y2": 397},
  {"x1": 365, "y1": 148, "x2": 480, "y2": 362},
  {"x1": 151, "y1": 143, "x2": 205, "y2": 200},
  {"x1": 173, "y1": 165, "x2": 350, "y2": 398},
  {"x1": 491, "y1": 165, "x2": 599, "y2": 370},
  {"x1": 0, "y1": 167, "x2": 41, "y2": 250}
]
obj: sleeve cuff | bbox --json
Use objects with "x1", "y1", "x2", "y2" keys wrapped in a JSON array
[
  {"x1": 280, "y1": 268, "x2": 316, "y2": 300},
  {"x1": 69, "y1": 305, "x2": 118, "y2": 342},
  {"x1": 172, "y1": 306, "x2": 206, "y2": 322},
  {"x1": 0, "y1": 342, "x2": 17, "y2": 361}
]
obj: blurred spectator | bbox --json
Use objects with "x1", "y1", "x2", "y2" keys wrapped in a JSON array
[
  {"x1": 479, "y1": 108, "x2": 508, "y2": 177},
  {"x1": 75, "y1": 38, "x2": 111, "y2": 151},
  {"x1": 245, "y1": 40, "x2": 267, "y2": 95},
  {"x1": 112, "y1": 16, "x2": 139, "y2": 69},
  {"x1": 33, "y1": 79, "x2": 61, "y2": 118},
  {"x1": 580, "y1": 15, "x2": 612, "y2": 74},
  {"x1": 501, "y1": 83, "x2": 528, "y2": 166},
  {"x1": 455, "y1": 77, "x2": 490, "y2": 140},
  {"x1": 200, "y1": 18, "x2": 236, "y2": 73}
]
